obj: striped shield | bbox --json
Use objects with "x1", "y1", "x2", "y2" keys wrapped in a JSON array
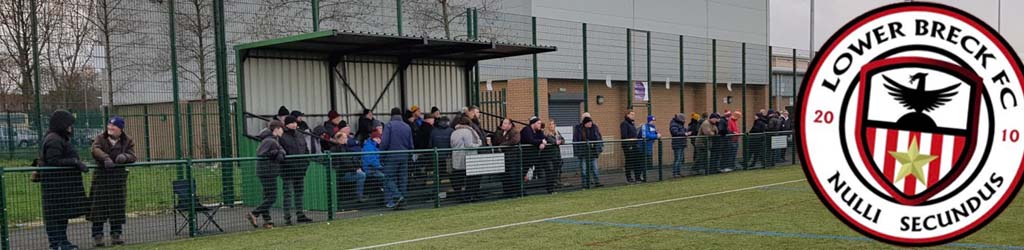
[{"x1": 853, "y1": 57, "x2": 982, "y2": 205}]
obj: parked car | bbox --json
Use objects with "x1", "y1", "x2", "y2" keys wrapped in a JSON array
[{"x1": 0, "y1": 127, "x2": 38, "y2": 148}]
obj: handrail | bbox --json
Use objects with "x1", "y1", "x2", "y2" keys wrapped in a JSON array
[{"x1": 10, "y1": 131, "x2": 795, "y2": 171}]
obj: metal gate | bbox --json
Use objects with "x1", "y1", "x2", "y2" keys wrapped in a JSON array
[{"x1": 479, "y1": 88, "x2": 506, "y2": 131}]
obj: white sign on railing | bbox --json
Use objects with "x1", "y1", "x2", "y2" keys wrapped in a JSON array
[
  {"x1": 771, "y1": 135, "x2": 789, "y2": 149},
  {"x1": 466, "y1": 153, "x2": 506, "y2": 176}
]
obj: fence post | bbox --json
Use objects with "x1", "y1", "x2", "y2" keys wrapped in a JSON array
[
  {"x1": 0, "y1": 168, "x2": 9, "y2": 250},
  {"x1": 704, "y1": 137, "x2": 711, "y2": 175},
  {"x1": 326, "y1": 153, "x2": 335, "y2": 220},
  {"x1": 311, "y1": 0, "x2": 320, "y2": 31},
  {"x1": 532, "y1": 16, "x2": 539, "y2": 117},
  {"x1": 433, "y1": 149, "x2": 440, "y2": 208},
  {"x1": 657, "y1": 139, "x2": 663, "y2": 181},
  {"x1": 712, "y1": 39, "x2": 717, "y2": 112},
  {"x1": 4, "y1": 111, "x2": 12, "y2": 160},
  {"x1": 168, "y1": 0, "x2": 185, "y2": 176},
  {"x1": 143, "y1": 105, "x2": 152, "y2": 161},
  {"x1": 626, "y1": 29, "x2": 632, "y2": 108},
  {"x1": 30, "y1": 0, "x2": 43, "y2": 144},
  {"x1": 395, "y1": 0, "x2": 402, "y2": 35},
  {"x1": 517, "y1": 145, "x2": 524, "y2": 197},
  {"x1": 213, "y1": 0, "x2": 235, "y2": 206},
  {"x1": 186, "y1": 160, "x2": 198, "y2": 237},
  {"x1": 582, "y1": 22, "x2": 589, "y2": 112}
]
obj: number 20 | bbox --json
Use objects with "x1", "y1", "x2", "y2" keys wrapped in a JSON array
[{"x1": 813, "y1": 110, "x2": 834, "y2": 124}]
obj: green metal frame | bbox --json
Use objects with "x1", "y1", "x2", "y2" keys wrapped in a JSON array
[
  {"x1": 741, "y1": 43, "x2": 747, "y2": 132},
  {"x1": 233, "y1": 30, "x2": 336, "y2": 51}
]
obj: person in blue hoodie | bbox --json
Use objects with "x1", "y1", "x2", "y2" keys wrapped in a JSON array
[
  {"x1": 637, "y1": 115, "x2": 661, "y2": 183},
  {"x1": 380, "y1": 107, "x2": 414, "y2": 208},
  {"x1": 362, "y1": 126, "x2": 397, "y2": 208}
]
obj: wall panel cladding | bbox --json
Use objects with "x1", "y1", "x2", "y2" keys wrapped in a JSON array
[
  {"x1": 405, "y1": 59, "x2": 467, "y2": 114},
  {"x1": 244, "y1": 57, "x2": 329, "y2": 134}
]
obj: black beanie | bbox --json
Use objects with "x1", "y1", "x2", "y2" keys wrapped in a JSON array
[
  {"x1": 290, "y1": 110, "x2": 304, "y2": 117},
  {"x1": 284, "y1": 115, "x2": 298, "y2": 125},
  {"x1": 278, "y1": 106, "x2": 290, "y2": 117},
  {"x1": 431, "y1": 106, "x2": 440, "y2": 114}
]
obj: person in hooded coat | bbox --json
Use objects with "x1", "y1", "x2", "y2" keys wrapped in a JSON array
[
  {"x1": 669, "y1": 113, "x2": 689, "y2": 178},
  {"x1": 88, "y1": 116, "x2": 137, "y2": 246},
  {"x1": 40, "y1": 110, "x2": 89, "y2": 250},
  {"x1": 430, "y1": 116, "x2": 454, "y2": 191}
]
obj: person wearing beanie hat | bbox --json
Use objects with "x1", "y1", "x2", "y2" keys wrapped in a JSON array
[
  {"x1": 277, "y1": 106, "x2": 290, "y2": 121},
  {"x1": 745, "y1": 109, "x2": 771, "y2": 169},
  {"x1": 277, "y1": 114, "x2": 312, "y2": 224},
  {"x1": 574, "y1": 116, "x2": 603, "y2": 188},
  {"x1": 314, "y1": 110, "x2": 346, "y2": 150},
  {"x1": 249, "y1": 119, "x2": 286, "y2": 229},
  {"x1": 696, "y1": 112, "x2": 721, "y2": 172},
  {"x1": 519, "y1": 116, "x2": 548, "y2": 187},
  {"x1": 636, "y1": 115, "x2": 660, "y2": 183},
  {"x1": 40, "y1": 110, "x2": 89, "y2": 249},
  {"x1": 619, "y1": 110, "x2": 641, "y2": 183},
  {"x1": 88, "y1": 115, "x2": 137, "y2": 246},
  {"x1": 430, "y1": 106, "x2": 441, "y2": 119},
  {"x1": 289, "y1": 110, "x2": 310, "y2": 132}
]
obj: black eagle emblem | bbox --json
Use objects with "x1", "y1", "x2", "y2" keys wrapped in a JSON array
[{"x1": 882, "y1": 72, "x2": 960, "y2": 130}]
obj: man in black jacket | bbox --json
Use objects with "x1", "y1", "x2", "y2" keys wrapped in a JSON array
[
  {"x1": 40, "y1": 110, "x2": 89, "y2": 250},
  {"x1": 745, "y1": 109, "x2": 770, "y2": 169},
  {"x1": 279, "y1": 116, "x2": 312, "y2": 224},
  {"x1": 619, "y1": 110, "x2": 640, "y2": 183},
  {"x1": 520, "y1": 117, "x2": 548, "y2": 192}
]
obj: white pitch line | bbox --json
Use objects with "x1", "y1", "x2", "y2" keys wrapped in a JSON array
[{"x1": 349, "y1": 178, "x2": 807, "y2": 250}]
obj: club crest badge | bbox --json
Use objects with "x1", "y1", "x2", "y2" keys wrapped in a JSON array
[{"x1": 798, "y1": 2, "x2": 1024, "y2": 246}]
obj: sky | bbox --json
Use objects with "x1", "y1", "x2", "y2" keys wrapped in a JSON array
[{"x1": 769, "y1": 0, "x2": 1021, "y2": 57}]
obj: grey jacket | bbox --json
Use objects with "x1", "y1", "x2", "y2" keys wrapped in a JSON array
[{"x1": 450, "y1": 125, "x2": 482, "y2": 170}]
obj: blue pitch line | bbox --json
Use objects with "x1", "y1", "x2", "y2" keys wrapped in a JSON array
[{"x1": 545, "y1": 219, "x2": 1024, "y2": 250}]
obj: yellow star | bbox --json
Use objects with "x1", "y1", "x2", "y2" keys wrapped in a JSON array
[{"x1": 888, "y1": 137, "x2": 938, "y2": 186}]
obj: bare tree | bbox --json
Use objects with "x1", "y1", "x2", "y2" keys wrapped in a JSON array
[
  {"x1": 0, "y1": 0, "x2": 62, "y2": 108},
  {"x1": 87, "y1": 0, "x2": 150, "y2": 110},
  {"x1": 158, "y1": 0, "x2": 216, "y2": 158},
  {"x1": 402, "y1": 0, "x2": 501, "y2": 40},
  {"x1": 43, "y1": 0, "x2": 98, "y2": 109},
  {"x1": 244, "y1": 0, "x2": 310, "y2": 40}
]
